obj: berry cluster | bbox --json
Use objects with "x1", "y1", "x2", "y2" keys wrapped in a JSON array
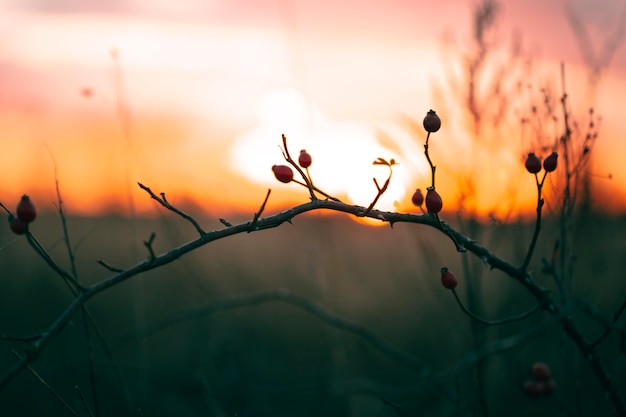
[
  {"x1": 9, "y1": 195, "x2": 36, "y2": 235},
  {"x1": 523, "y1": 362, "x2": 557, "y2": 397},
  {"x1": 525, "y1": 152, "x2": 558, "y2": 175},
  {"x1": 271, "y1": 149, "x2": 312, "y2": 184}
]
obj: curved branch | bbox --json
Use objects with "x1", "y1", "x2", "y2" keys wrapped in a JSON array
[
  {"x1": 451, "y1": 289, "x2": 541, "y2": 326},
  {"x1": 136, "y1": 289, "x2": 427, "y2": 373}
]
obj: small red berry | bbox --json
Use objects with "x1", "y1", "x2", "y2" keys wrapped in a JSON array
[
  {"x1": 272, "y1": 165, "x2": 294, "y2": 183},
  {"x1": 525, "y1": 153, "x2": 542, "y2": 174},
  {"x1": 531, "y1": 362, "x2": 552, "y2": 381},
  {"x1": 411, "y1": 188, "x2": 424, "y2": 207},
  {"x1": 423, "y1": 109, "x2": 441, "y2": 133},
  {"x1": 440, "y1": 267, "x2": 458, "y2": 289},
  {"x1": 543, "y1": 152, "x2": 558, "y2": 172},
  {"x1": 9, "y1": 216, "x2": 27, "y2": 235},
  {"x1": 16, "y1": 195, "x2": 36, "y2": 223},
  {"x1": 298, "y1": 149, "x2": 312, "y2": 168},
  {"x1": 425, "y1": 187, "x2": 442, "y2": 214}
]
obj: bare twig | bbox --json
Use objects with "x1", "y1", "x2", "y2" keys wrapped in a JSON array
[
  {"x1": 0, "y1": 333, "x2": 42, "y2": 342},
  {"x1": 219, "y1": 218, "x2": 233, "y2": 227},
  {"x1": 137, "y1": 183, "x2": 206, "y2": 235},
  {"x1": 451, "y1": 289, "x2": 541, "y2": 326},
  {"x1": 280, "y1": 134, "x2": 317, "y2": 201},
  {"x1": 48, "y1": 156, "x2": 101, "y2": 417},
  {"x1": 520, "y1": 171, "x2": 547, "y2": 272},
  {"x1": 143, "y1": 232, "x2": 156, "y2": 261},
  {"x1": 24, "y1": 233, "x2": 84, "y2": 291},
  {"x1": 76, "y1": 385, "x2": 96, "y2": 417},
  {"x1": 12, "y1": 351, "x2": 80, "y2": 417},
  {"x1": 280, "y1": 134, "x2": 342, "y2": 202},
  {"x1": 137, "y1": 288, "x2": 427, "y2": 373},
  {"x1": 249, "y1": 189, "x2": 271, "y2": 231},
  {"x1": 96, "y1": 259, "x2": 124, "y2": 273},
  {"x1": 424, "y1": 132, "x2": 437, "y2": 189},
  {"x1": 587, "y1": 300, "x2": 626, "y2": 351},
  {"x1": 362, "y1": 158, "x2": 395, "y2": 215}
]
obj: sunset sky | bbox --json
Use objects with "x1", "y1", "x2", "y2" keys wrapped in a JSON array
[{"x1": 1, "y1": 0, "x2": 625, "y2": 219}]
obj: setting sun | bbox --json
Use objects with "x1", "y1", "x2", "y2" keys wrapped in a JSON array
[{"x1": 0, "y1": 0, "x2": 624, "y2": 219}]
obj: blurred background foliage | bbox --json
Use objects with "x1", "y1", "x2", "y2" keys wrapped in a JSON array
[{"x1": 0, "y1": 210, "x2": 624, "y2": 416}]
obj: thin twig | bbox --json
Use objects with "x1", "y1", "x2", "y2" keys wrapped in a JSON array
[
  {"x1": 143, "y1": 232, "x2": 156, "y2": 261},
  {"x1": 24, "y1": 233, "x2": 84, "y2": 291},
  {"x1": 96, "y1": 259, "x2": 124, "y2": 273},
  {"x1": 280, "y1": 135, "x2": 342, "y2": 202},
  {"x1": 76, "y1": 385, "x2": 96, "y2": 417},
  {"x1": 362, "y1": 161, "x2": 394, "y2": 215},
  {"x1": 49, "y1": 154, "x2": 101, "y2": 417},
  {"x1": 291, "y1": 179, "x2": 341, "y2": 201},
  {"x1": 0, "y1": 333, "x2": 42, "y2": 342},
  {"x1": 280, "y1": 134, "x2": 317, "y2": 201},
  {"x1": 588, "y1": 299, "x2": 626, "y2": 351},
  {"x1": 520, "y1": 172, "x2": 547, "y2": 272},
  {"x1": 424, "y1": 132, "x2": 436, "y2": 189},
  {"x1": 12, "y1": 351, "x2": 80, "y2": 417},
  {"x1": 137, "y1": 183, "x2": 206, "y2": 235},
  {"x1": 249, "y1": 189, "x2": 271, "y2": 231},
  {"x1": 451, "y1": 289, "x2": 542, "y2": 326},
  {"x1": 136, "y1": 288, "x2": 427, "y2": 373}
]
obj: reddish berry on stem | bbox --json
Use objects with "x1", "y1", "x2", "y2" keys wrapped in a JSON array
[
  {"x1": 298, "y1": 149, "x2": 312, "y2": 168},
  {"x1": 16, "y1": 195, "x2": 36, "y2": 223},
  {"x1": 531, "y1": 362, "x2": 552, "y2": 381},
  {"x1": 423, "y1": 109, "x2": 441, "y2": 133},
  {"x1": 425, "y1": 187, "x2": 442, "y2": 214},
  {"x1": 525, "y1": 153, "x2": 542, "y2": 174},
  {"x1": 411, "y1": 188, "x2": 424, "y2": 207},
  {"x1": 9, "y1": 216, "x2": 27, "y2": 235},
  {"x1": 272, "y1": 165, "x2": 294, "y2": 183},
  {"x1": 543, "y1": 152, "x2": 558, "y2": 172},
  {"x1": 440, "y1": 267, "x2": 458, "y2": 289}
]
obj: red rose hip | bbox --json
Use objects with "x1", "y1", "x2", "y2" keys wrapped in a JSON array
[
  {"x1": 440, "y1": 267, "x2": 458, "y2": 289},
  {"x1": 16, "y1": 195, "x2": 36, "y2": 223},
  {"x1": 298, "y1": 149, "x2": 312, "y2": 168},
  {"x1": 525, "y1": 153, "x2": 542, "y2": 174},
  {"x1": 543, "y1": 152, "x2": 558, "y2": 172},
  {"x1": 411, "y1": 188, "x2": 424, "y2": 207},
  {"x1": 272, "y1": 165, "x2": 294, "y2": 183},
  {"x1": 423, "y1": 109, "x2": 441, "y2": 133},
  {"x1": 425, "y1": 187, "x2": 442, "y2": 214}
]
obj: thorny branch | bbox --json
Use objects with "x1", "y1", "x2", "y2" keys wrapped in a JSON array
[{"x1": 138, "y1": 183, "x2": 206, "y2": 236}]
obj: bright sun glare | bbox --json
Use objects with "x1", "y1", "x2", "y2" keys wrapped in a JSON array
[{"x1": 230, "y1": 87, "x2": 413, "y2": 212}]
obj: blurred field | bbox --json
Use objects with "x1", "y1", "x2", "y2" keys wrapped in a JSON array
[{"x1": 0, "y1": 209, "x2": 625, "y2": 416}]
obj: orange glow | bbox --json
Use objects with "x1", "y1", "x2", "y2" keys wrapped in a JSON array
[{"x1": 0, "y1": 2, "x2": 625, "y2": 221}]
